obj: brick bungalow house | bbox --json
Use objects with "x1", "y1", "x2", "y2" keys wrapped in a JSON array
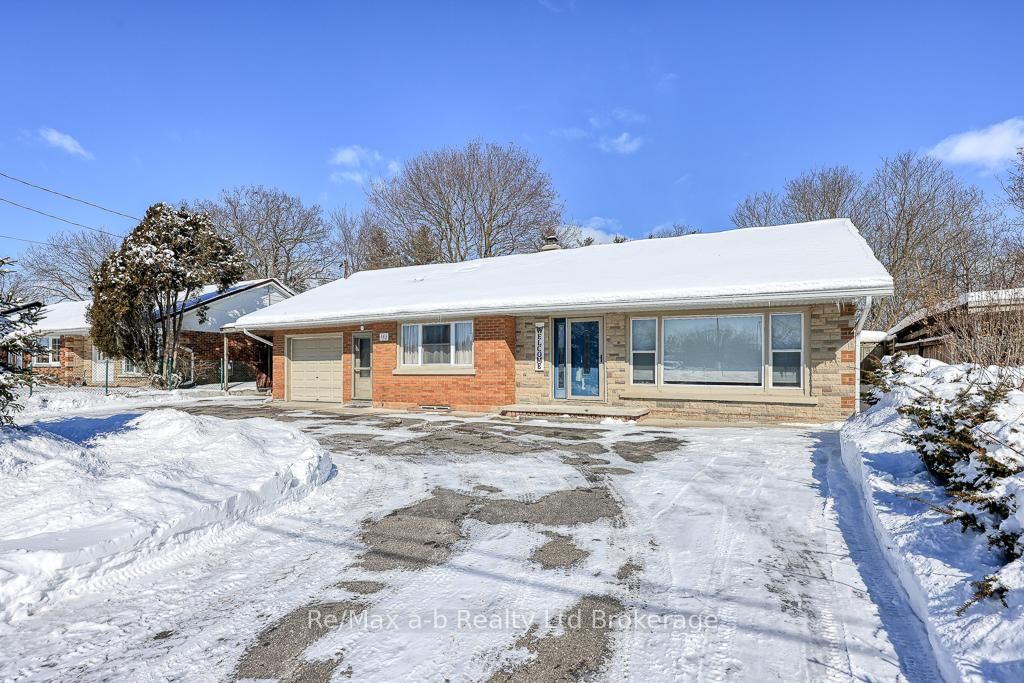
[
  {"x1": 230, "y1": 220, "x2": 893, "y2": 423},
  {"x1": 33, "y1": 278, "x2": 293, "y2": 388}
]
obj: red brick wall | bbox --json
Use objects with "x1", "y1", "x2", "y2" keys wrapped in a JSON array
[
  {"x1": 271, "y1": 316, "x2": 517, "y2": 412},
  {"x1": 34, "y1": 334, "x2": 87, "y2": 385}
]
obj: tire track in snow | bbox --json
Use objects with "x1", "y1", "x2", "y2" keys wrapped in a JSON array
[{"x1": 819, "y1": 437, "x2": 945, "y2": 683}]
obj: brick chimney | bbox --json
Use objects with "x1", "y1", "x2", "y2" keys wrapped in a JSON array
[{"x1": 539, "y1": 234, "x2": 561, "y2": 252}]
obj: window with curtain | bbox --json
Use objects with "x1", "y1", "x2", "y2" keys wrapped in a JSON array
[
  {"x1": 32, "y1": 336, "x2": 61, "y2": 366},
  {"x1": 662, "y1": 315, "x2": 762, "y2": 386},
  {"x1": 630, "y1": 318, "x2": 657, "y2": 384},
  {"x1": 770, "y1": 313, "x2": 803, "y2": 388},
  {"x1": 400, "y1": 321, "x2": 474, "y2": 366}
]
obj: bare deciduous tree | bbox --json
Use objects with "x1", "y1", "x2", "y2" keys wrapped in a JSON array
[
  {"x1": 731, "y1": 154, "x2": 1012, "y2": 331},
  {"x1": 784, "y1": 166, "x2": 863, "y2": 223},
  {"x1": 731, "y1": 166, "x2": 862, "y2": 228},
  {"x1": 192, "y1": 186, "x2": 338, "y2": 291},
  {"x1": 0, "y1": 265, "x2": 39, "y2": 302},
  {"x1": 20, "y1": 230, "x2": 119, "y2": 302},
  {"x1": 647, "y1": 223, "x2": 701, "y2": 239},
  {"x1": 366, "y1": 141, "x2": 563, "y2": 264},
  {"x1": 329, "y1": 208, "x2": 402, "y2": 274},
  {"x1": 730, "y1": 191, "x2": 788, "y2": 229},
  {"x1": 1007, "y1": 147, "x2": 1024, "y2": 217},
  {"x1": 858, "y1": 152, "x2": 1001, "y2": 328}
]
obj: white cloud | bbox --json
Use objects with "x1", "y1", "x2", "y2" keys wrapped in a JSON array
[
  {"x1": 579, "y1": 216, "x2": 622, "y2": 243},
  {"x1": 38, "y1": 127, "x2": 93, "y2": 159},
  {"x1": 329, "y1": 145, "x2": 381, "y2": 167},
  {"x1": 929, "y1": 117, "x2": 1024, "y2": 170},
  {"x1": 598, "y1": 132, "x2": 645, "y2": 155},
  {"x1": 537, "y1": 0, "x2": 575, "y2": 12},
  {"x1": 656, "y1": 72, "x2": 678, "y2": 93},
  {"x1": 550, "y1": 126, "x2": 589, "y2": 140},
  {"x1": 611, "y1": 107, "x2": 646, "y2": 124},
  {"x1": 330, "y1": 170, "x2": 366, "y2": 185},
  {"x1": 328, "y1": 144, "x2": 393, "y2": 184},
  {"x1": 588, "y1": 108, "x2": 647, "y2": 129}
]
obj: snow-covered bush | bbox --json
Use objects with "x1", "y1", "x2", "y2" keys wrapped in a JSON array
[{"x1": 873, "y1": 354, "x2": 1024, "y2": 611}]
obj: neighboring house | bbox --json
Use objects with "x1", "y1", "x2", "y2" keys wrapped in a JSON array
[
  {"x1": 882, "y1": 288, "x2": 1024, "y2": 363},
  {"x1": 230, "y1": 219, "x2": 893, "y2": 423},
  {"x1": 32, "y1": 278, "x2": 294, "y2": 388}
]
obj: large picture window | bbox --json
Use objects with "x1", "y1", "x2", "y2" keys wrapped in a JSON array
[
  {"x1": 662, "y1": 315, "x2": 763, "y2": 386},
  {"x1": 400, "y1": 321, "x2": 473, "y2": 366},
  {"x1": 770, "y1": 313, "x2": 803, "y2": 388},
  {"x1": 33, "y1": 336, "x2": 60, "y2": 366}
]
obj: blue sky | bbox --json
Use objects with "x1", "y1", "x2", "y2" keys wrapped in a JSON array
[{"x1": 1, "y1": 1, "x2": 1022, "y2": 252}]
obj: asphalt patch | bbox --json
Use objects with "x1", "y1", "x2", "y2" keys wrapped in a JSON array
[
  {"x1": 487, "y1": 595, "x2": 625, "y2": 682},
  {"x1": 233, "y1": 600, "x2": 366, "y2": 682},
  {"x1": 357, "y1": 487, "x2": 622, "y2": 571},
  {"x1": 335, "y1": 580, "x2": 386, "y2": 595},
  {"x1": 611, "y1": 436, "x2": 686, "y2": 463},
  {"x1": 530, "y1": 532, "x2": 590, "y2": 569}
]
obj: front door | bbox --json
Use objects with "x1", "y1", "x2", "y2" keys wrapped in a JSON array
[
  {"x1": 568, "y1": 319, "x2": 602, "y2": 398},
  {"x1": 92, "y1": 346, "x2": 112, "y2": 384},
  {"x1": 352, "y1": 333, "x2": 373, "y2": 401}
]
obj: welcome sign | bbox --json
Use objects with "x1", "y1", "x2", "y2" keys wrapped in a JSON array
[{"x1": 534, "y1": 322, "x2": 545, "y2": 372}]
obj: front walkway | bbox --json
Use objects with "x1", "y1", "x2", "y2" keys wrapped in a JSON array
[{"x1": 3, "y1": 405, "x2": 942, "y2": 681}]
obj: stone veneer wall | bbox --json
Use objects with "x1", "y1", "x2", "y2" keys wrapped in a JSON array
[
  {"x1": 514, "y1": 303, "x2": 859, "y2": 423},
  {"x1": 271, "y1": 316, "x2": 516, "y2": 412}
]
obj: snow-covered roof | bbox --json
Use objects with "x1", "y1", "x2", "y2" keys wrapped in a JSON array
[
  {"x1": 232, "y1": 219, "x2": 894, "y2": 330},
  {"x1": 887, "y1": 287, "x2": 1024, "y2": 337},
  {"x1": 34, "y1": 300, "x2": 90, "y2": 335},
  {"x1": 34, "y1": 278, "x2": 293, "y2": 335},
  {"x1": 859, "y1": 330, "x2": 889, "y2": 344}
]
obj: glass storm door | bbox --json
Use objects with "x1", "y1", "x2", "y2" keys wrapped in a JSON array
[
  {"x1": 352, "y1": 334, "x2": 373, "y2": 401},
  {"x1": 553, "y1": 318, "x2": 567, "y2": 399},
  {"x1": 568, "y1": 319, "x2": 602, "y2": 398},
  {"x1": 92, "y1": 346, "x2": 112, "y2": 384}
]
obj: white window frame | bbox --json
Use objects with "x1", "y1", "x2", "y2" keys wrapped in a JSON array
[
  {"x1": 628, "y1": 317, "x2": 658, "y2": 386},
  {"x1": 122, "y1": 356, "x2": 145, "y2": 376},
  {"x1": 768, "y1": 312, "x2": 805, "y2": 390},
  {"x1": 661, "y1": 313, "x2": 765, "y2": 389},
  {"x1": 33, "y1": 336, "x2": 61, "y2": 367},
  {"x1": 399, "y1": 321, "x2": 474, "y2": 367}
]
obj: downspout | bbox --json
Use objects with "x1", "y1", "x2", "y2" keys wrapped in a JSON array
[
  {"x1": 853, "y1": 296, "x2": 873, "y2": 414},
  {"x1": 241, "y1": 328, "x2": 273, "y2": 347},
  {"x1": 222, "y1": 333, "x2": 229, "y2": 393}
]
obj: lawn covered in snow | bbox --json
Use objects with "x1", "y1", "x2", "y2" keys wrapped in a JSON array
[
  {"x1": 0, "y1": 409, "x2": 332, "y2": 623},
  {"x1": 842, "y1": 355, "x2": 1024, "y2": 682},
  {"x1": 16, "y1": 386, "x2": 192, "y2": 420}
]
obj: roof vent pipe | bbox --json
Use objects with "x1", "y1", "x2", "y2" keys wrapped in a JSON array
[{"x1": 539, "y1": 234, "x2": 561, "y2": 251}]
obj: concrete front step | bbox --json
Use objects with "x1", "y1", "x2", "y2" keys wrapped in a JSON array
[{"x1": 499, "y1": 403, "x2": 649, "y2": 420}]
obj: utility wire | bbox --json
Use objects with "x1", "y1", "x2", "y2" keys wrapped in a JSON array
[
  {"x1": 0, "y1": 233, "x2": 48, "y2": 245},
  {"x1": 0, "y1": 196, "x2": 122, "y2": 237},
  {"x1": 0, "y1": 170, "x2": 140, "y2": 221}
]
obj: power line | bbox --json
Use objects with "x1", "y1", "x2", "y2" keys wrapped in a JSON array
[
  {"x1": 0, "y1": 170, "x2": 140, "y2": 221},
  {"x1": 0, "y1": 196, "x2": 122, "y2": 237},
  {"x1": 0, "y1": 233, "x2": 47, "y2": 245}
]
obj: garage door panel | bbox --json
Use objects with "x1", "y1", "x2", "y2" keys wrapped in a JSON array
[{"x1": 288, "y1": 337, "x2": 343, "y2": 402}]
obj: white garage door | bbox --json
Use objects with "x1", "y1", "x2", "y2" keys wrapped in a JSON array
[{"x1": 288, "y1": 336, "x2": 343, "y2": 402}]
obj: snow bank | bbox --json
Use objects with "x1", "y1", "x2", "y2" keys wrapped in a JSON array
[
  {"x1": 841, "y1": 355, "x2": 1024, "y2": 682},
  {"x1": 0, "y1": 409, "x2": 333, "y2": 623},
  {"x1": 16, "y1": 387, "x2": 191, "y2": 420}
]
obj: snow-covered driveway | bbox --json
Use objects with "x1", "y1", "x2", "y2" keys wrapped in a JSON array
[{"x1": 2, "y1": 405, "x2": 943, "y2": 682}]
